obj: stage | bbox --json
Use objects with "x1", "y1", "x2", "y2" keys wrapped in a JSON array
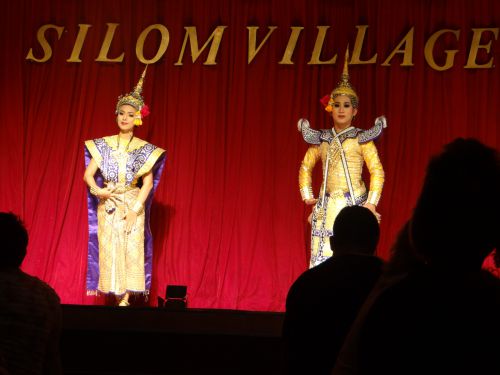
[{"x1": 61, "y1": 304, "x2": 285, "y2": 375}]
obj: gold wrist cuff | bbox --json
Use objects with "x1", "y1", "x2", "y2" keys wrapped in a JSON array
[
  {"x1": 367, "y1": 191, "x2": 380, "y2": 206},
  {"x1": 300, "y1": 186, "x2": 314, "y2": 201},
  {"x1": 130, "y1": 201, "x2": 144, "y2": 214}
]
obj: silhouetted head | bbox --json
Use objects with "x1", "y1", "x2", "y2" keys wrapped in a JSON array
[
  {"x1": 0, "y1": 212, "x2": 28, "y2": 269},
  {"x1": 410, "y1": 138, "x2": 499, "y2": 270},
  {"x1": 331, "y1": 206, "x2": 380, "y2": 255}
]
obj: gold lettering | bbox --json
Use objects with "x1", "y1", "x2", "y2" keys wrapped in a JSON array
[
  {"x1": 465, "y1": 28, "x2": 499, "y2": 69},
  {"x1": 95, "y1": 23, "x2": 124, "y2": 62},
  {"x1": 381, "y1": 27, "x2": 415, "y2": 66},
  {"x1": 26, "y1": 24, "x2": 64, "y2": 63},
  {"x1": 279, "y1": 27, "x2": 304, "y2": 65},
  {"x1": 247, "y1": 26, "x2": 277, "y2": 64},
  {"x1": 351, "y1": 25, "x2": 377, "y2": 64},
  {"x1": 424, "y1": 29, "x2": 460, "y2": 71},
  {"x1": 175, "y1": 26, "x2": 227, "y2": 66},
  {"x1": 67, "y1": 24, "x2": 92, "y2": 63},
  {"x1": 308, "y1": 26, "x2": 337, "y2": 65},
  {"x1": 136, "y1": 24, "x2": 170, "y2": 64}
]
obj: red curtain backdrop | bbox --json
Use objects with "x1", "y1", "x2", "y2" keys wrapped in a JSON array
[{"x1": 0, "y1": 0, "x2": 498, "y2": 311}]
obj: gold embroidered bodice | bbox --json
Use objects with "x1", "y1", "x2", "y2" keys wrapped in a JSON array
[{"x1": 299, "y1": 136, "x2": 384, "y2": 205}]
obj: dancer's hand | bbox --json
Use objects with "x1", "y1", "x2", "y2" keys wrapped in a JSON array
[
  {"x1": 363, "y1": 203, "x2": 381, "y2": 223},
  {"x1": 305, "y1": 199, "x2": 318, "y2": 224},
  {"x1": 124, "y1": 211, "x2": 137, "y2": 233},
  {"x1": 304, "y1": 198, "x2": 318, "y2": 205},
  {"x1": 97, "y1": 186, "x2": 116, "y2": 199}
]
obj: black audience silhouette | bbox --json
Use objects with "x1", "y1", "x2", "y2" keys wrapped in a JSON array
[
  {"x1": 0, "y1": 212, "x2": 62, "y2": 375},
  {"x1": 333, "y1": 138, "x2": 500, "y2": 375},
  {"x1": 283, "y1": 205, "x2": 383, "y2": 375}
]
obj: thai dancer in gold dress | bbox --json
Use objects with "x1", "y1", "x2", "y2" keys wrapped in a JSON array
[
  {"x1": 298, "y1": 52, "x2": 385, "y2": 268},
  {"x1": 83, "y1": 67, "x2": 166, "y2": 305}
]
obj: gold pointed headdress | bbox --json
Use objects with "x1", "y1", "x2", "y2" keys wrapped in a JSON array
[
  {"x1": 115, "y1": 65, "x2": 150, "y2": 126},
  {"x1": 325, "y1": 49, "x2": 359, "y2": 111}
]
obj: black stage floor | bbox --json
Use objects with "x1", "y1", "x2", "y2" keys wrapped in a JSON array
[{"x1": 61, "y1": 304, "x2": 285, "y2": 375}]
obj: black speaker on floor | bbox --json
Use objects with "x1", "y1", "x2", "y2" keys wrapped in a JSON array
[{"x1": 165, "y1": 285, "x2": 187, "y2": 310}]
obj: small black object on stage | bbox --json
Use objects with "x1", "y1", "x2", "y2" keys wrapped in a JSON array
[{"x1": 158, "y1": 285, "x2": 188, "y2": 310}]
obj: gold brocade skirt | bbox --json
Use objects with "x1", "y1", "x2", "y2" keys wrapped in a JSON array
[
  {"x1": 310, "y1": 187, "x2": 368, "y2": 268},
  {"x1": 310, "y1": 194, "x2": 346, "y2": 268},
  {"x1": 96, "y1": 186, "x2": 145, "y2": 295}
]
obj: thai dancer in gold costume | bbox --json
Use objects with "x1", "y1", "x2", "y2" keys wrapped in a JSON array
[
  {"x1": 298, "y1": 52, "x2": 385, "y2": 268},
  {"x1": 83, "y1": 67, "x2": 166, "y2": 306}
]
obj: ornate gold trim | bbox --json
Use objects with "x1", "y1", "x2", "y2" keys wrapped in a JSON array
[
  {"x1": 136, "y1": 147, "x2": 166, "y2": 178},
  {"x1": 85, "y1": 140, "x2": 102, "y2": 166}
]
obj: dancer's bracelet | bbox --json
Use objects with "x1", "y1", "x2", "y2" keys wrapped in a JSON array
[
  {"x1": 90, "y1": 186, "x2": 100, "y2": 197},
  {"x1": 130, "y1": 201, "x2": 143, "y2": 214}
]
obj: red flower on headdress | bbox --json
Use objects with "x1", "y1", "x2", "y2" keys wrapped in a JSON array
[
  {"x1": 140, "y1": 104, "x2": 150, "y2": 118},
  {"x1": 320, "y1": 94, "x2": 330, "y2": 108}
]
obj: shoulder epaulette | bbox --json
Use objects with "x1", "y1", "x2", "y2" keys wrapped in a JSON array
[
  {"x1": 297, "y1": 118, "x2": 336, "y2": 145},
  {"x1": 358, "y1": 116, "x2": 387, "y2": 144}
]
